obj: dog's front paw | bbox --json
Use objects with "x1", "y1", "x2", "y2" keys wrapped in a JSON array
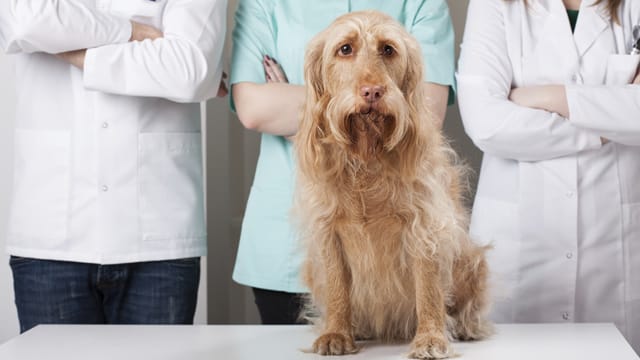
[
  {"x1": 408, "y1": 332, "x2": 454, "y2": 359},
  {"x1": 312, "y1": 332, "x2": 359, "y2": 356}
]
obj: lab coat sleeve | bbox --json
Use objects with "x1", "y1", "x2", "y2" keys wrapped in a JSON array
[
  {"x1": 457, "y1": 0, "x2": 602, "y2": 162},
  {"x1": 567, "y1": 85, "x2": 640, "y2": 145},
  {"x1": 83, "y1": 0, "x2": 227, "y2": 103},
  {"x1": 0, "y1": 0, "x2": 131, "y2": 54}
]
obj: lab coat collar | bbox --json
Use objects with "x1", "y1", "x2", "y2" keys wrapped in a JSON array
[
  {"x1": 573, "y1": 0, "x2": 610, "y2": 57},
  {"x1": 531, "y1": 0, "x2": 610, "y2": 58}
]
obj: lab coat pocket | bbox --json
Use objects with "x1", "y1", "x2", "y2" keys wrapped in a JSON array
[
  {"x1": 107, "y1": 0, "x2": 167, "y2": 29},
  {"x1": 138, "y1": 133, "x2": 205, "y2": 242},
  {"x1": 623, "y1": 203, "x2": 640, "y2": 301},
  {"x1": 8, "y1": 130, "x2": 71, "y2": 244},
  {"x1": 605, "y1": 54, "x2": 640, "y2": 85}
]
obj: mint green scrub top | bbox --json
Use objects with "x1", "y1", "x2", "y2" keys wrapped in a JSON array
[{"x1": 230, "y1": 0, "x2": 456, "y2": 293}]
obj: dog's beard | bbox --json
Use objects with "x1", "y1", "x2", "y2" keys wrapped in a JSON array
[{"x1": 346, "y1": 111, "x2": 396, "y2": 162}]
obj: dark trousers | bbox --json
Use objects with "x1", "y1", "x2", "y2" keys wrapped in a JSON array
[
  {"x1": 252, "y1": 287, "x2": 307, "y2": 325},
  {"x1": 10, "y1": 256, "x2": 200, "y2": 333}
]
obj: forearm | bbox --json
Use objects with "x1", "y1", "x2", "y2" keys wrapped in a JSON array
[
  {"x1": 56, "y1": 22, "x2": 163, "y2": 72},
  {"x1": 233, "y1": 82, "x2": 305, "y2": 137},
  {"x1": 458, "y1": 76, "x2": 601, "y2": 161},
  {"x1": 509, "y1": 85, "x2": 570, "y2": 118},
  {"x1": 0, "y1": 0, "x2": 131, "y2": 54}
]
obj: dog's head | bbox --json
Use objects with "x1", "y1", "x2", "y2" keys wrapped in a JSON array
[{"x1": 300, "y1": 11, "x2": 429, "y2": 163}]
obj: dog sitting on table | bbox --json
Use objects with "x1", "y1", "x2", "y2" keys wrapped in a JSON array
[{"x1": 293, "y1": 10, "x2": 492, "y2": 359}]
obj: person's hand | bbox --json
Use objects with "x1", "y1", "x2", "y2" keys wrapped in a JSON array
[
  {"x1": 633, "y1": 70, "x2": 640, "y2": 84},
  {"x1": 263, "y1": 55, "x2": 288, "y2": 83},
  {"x1": 130, "y1": 21, "x2": 163, "y2": 42},
  {"x1": 56, "y1": 49, "x2": 87, "y2": 69},
  {"x1": 217, "y1": 72, "x2": 228, "y2": 97}
]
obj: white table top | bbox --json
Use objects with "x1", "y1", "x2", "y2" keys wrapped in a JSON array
[{"x1": 0, "y1": 323, "x2": 637, "y2": 360}]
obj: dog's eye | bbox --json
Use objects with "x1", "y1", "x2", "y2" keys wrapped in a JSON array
[
  {"x1": 382, "y1": 45, "x2": 395, "y2": 56},
  {"x1": 339, "y1": 44, "x2": 353, "y2": 56}
]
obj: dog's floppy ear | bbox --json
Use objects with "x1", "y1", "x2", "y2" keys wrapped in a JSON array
[
  {"x1": 401, "y1": 35, "x2": 425, "y2": 100},
  {"x1": 304, "y1": 33, "x2": 326, "y2": 102},
  {"x1": 296, "y1": 33, "x2": 329, "y2": 183}
]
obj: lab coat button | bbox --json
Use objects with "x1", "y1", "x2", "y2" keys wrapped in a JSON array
[
  {"x1": 102, "y1": 122, "x2": 109, "y2": 129},
  {"x1": 101, "y1": 185, "x2": 109, "y2": 192},
  {"x1": 565, "y1": 191, "x2": 574, "y2": 198},
  {"x1": 566, "y1": 252, "x2": 573, "y2": 259},
  {"x1": 562, "y1": 312, "x2": 570, "y2": 320}
]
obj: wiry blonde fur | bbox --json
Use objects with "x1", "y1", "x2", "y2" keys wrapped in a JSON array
[{"x1": 293, "y1": 11, "x2": 492, "y2": 359}]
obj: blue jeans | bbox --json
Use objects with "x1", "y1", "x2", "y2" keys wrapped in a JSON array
[{"x1": 10, "y1": 256, "x2": 200, "y2": 333}]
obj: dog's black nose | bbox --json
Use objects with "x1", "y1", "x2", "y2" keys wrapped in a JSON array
[{"x1": 360, "y1": 85, "x2": 385, "y2": 103}]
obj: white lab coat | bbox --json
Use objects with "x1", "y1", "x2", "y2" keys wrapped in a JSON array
[
  {"x1": 458, "y1": 0, "x2": 640, "y2": 352},
  {"x1": 0, "y1": 0, "x2": 226, "y2": 264}
]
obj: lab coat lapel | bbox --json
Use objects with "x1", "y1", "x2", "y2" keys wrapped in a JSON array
[
  {"x1": 573, "y1": 0, "x2": 610, "y2": 57},
  {"x1": 530, "y1": 0, "x2": 579, "y2": 67}
]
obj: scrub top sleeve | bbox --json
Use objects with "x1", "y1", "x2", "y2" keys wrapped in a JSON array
[
  {"x1": 230, "y1": 0, "x2": 275, "y2": 85},
  {"x1": 410, "y1": 0, "x2": 456, "y2": 104},
  {"x1": 229, "y1": 0, "x2": 275, "y2": 111}
]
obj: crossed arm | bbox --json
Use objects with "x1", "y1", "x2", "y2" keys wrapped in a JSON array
[
  {"x1": 0, "y1": 0, "x2": 228, "y2": 102},
  {"x1": 509, "y1": 69, "x2": 640, "y2": 119},
  {"x1": 232, "y1": 56, "x2": 449, "y2": 139},
  {"x1": 56, "y1": 22, "x2": 163, "y2": 68}
]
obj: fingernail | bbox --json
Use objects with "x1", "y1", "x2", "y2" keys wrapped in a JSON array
[{"x1": 265, "y1": 55, "x2": 271, "y2": 60}]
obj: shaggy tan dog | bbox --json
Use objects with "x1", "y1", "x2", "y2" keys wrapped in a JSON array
[{"x1": 293, "y1": 11, "x2": 492, "y2": 359}]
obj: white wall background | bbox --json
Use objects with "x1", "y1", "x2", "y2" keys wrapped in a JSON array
[{"x1": 0, "y1": 52, "x2": 18, "y2": 343}]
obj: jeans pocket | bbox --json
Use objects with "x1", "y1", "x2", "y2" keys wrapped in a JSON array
[
  {"x1": 9, "y1": 256, "x2": 37, "y2": 267},
  {"x1": 166, "y1": 257, "x2": 200, "y2": 267}
]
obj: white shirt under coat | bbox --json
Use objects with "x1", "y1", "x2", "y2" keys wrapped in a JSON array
[
  {"x1": 458, "y1": 0, "x2": 640, "y2": 352},
  {"x1": 0, "y1": 0, "x2": 227, "y2": 264}
]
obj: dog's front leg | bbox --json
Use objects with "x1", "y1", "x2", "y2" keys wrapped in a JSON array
[
  {"x1": 312, "y1": 233, "x2": 358, "y2": 356},
  {"x1": 409, "y1": 258, "x2": 453, "y2": 359}
]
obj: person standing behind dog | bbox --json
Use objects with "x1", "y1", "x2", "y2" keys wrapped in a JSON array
[
  {"x1": 230, "y1": 0, "x2": 456, "y2": 324},
  {"x1": 458, "y1": 0, "x2": 640, "y2": 352},
  {"x1": 0, "y1": 0, "x2": 227, "y2": 331}
]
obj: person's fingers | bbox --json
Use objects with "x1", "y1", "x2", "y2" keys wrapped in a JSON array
[
  {"x1": 263, "y1": 55, "x2": 289, "y2": 83},
  {"x1": 264, "y1": 59, "x2": 278, "y2": 82},
  {"x1": 217, "y1": 80, "x2": 228, "y2": 97},
  {"x1": 267, "y1": 57, "x2": 287, "y2": 83}
]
